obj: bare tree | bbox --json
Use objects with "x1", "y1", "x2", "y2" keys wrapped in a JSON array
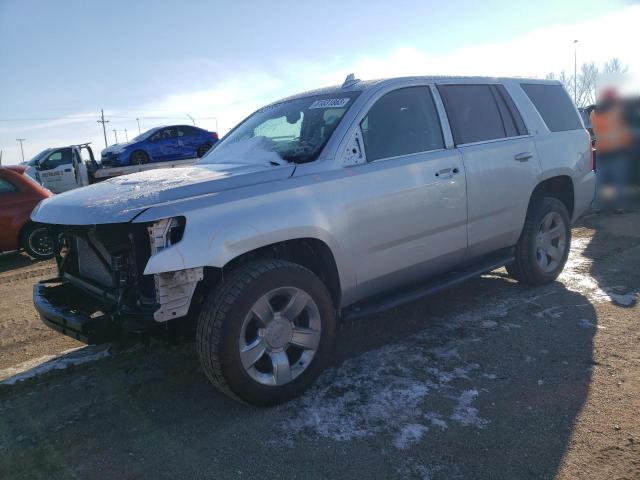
[
  {"x1": 603, "y1": 57, "x2": 628, "y2": 75},
  {"x1": 547, "y1": 57, "x2": 628, "y2": 108}
]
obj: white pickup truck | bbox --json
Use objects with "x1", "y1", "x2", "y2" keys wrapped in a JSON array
[{"x1": 26, "y1": 143, "x2": 197, "y2": 193}]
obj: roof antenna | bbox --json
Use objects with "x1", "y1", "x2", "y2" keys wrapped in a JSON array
[{"x1": 342, "y1": 73, "x2": 360, "y2": 88}]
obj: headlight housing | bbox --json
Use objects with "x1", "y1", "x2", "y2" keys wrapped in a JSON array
[{"x1": 147, "y1": 217, "x2": 185, "y2": 254}]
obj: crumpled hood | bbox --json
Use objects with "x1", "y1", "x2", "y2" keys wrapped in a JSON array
[
  {"x1": 31, "y1": 162, "x2": 295, "y2": 225},
  {"x1": 101, "y1": 142, "x2": 132, "y2": 155}
]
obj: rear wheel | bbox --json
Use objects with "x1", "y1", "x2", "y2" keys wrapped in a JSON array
[
  {"x1": 21, "y1": 222, "x2": 55, "y2": 260},
  {"x1": 130, "y1": 151, "x2": 149, "y2": 165},
  {"x1": 197, "y1": 142, "x2": 213, "y2": 158},
  {"x1": 196, "y1": 260, "x2": 336, "y2": 405},
  {"x1": 506, "y1": 197, "x2": 571, "y2": 285}
]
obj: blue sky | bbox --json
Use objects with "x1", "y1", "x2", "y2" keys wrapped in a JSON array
[{"x1": 0, "y1": 0, "x2": 636, "y2": 163}]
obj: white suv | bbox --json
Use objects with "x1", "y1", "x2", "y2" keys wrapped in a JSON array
[{"x1": 32, "y1": 75, "x2": 595, "y2": 405}]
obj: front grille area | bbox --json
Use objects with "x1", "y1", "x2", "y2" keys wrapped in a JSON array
[{"x1": 55, "y1": 223, "x2": 155, "y2": 316}]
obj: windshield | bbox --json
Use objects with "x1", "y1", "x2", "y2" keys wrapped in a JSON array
[
  {"x1": 201, "y1": 91, "x2": 360, "y2": 165},
  {"x1": 131, "y1": 128, "x2": 158, "y2": 142},
  {"x1": 25, "y1": 149, "x2": 51, "y2": 166}
]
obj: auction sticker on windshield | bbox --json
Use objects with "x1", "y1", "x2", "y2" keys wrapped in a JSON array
[{"x1": 309, "y1": 98, "x2": 350, "y2": 109}]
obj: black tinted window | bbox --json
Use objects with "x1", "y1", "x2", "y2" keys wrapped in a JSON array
[
  {"x1": 360, "y1": 87, "x2": 443, "y2": 161},
  {"x1": 492, "y1": 85, "x2": 528, "y2": 137},
  {"x1": 45, "y1": 149, "x2": 72, "y2": 168},
  {"x1": 439, "y1": 85, "x2": 506, "y2": 144},
  {"x1": 521, "y1": 83, "x2": 582, "y2": 132},
  {"x1": 0, "y1": 178, "x2": 16, "y2": 194}
]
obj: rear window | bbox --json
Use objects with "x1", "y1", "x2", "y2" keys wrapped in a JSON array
[{"x1": 521, "y1": 83, "x2": 582, "y2": 132}]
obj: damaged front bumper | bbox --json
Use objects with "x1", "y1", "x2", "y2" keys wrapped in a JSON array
[
  {"x1": 33, "y1": 218, "x2": 205, "y2": 344},
  {"x1": 33, "y1": 280, "x2": 122, "y2": 344}
]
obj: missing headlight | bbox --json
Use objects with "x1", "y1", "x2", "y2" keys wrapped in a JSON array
[{"x1": 148, "y1": 217, "x2": 186, "y2": 254}]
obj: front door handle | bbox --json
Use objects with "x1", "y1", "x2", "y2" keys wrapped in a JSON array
[
  {"x1": 515, "y1": 152, "x2": 533, "y2": 162},
  {"x1": 435, "y1": 167, "x2": 460, "y2": 177}
]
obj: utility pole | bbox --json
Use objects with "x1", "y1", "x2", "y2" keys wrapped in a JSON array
[
  {"x1": 0, "y1": 149, "x2": 3, "y2": 166},
  {"x1": 112, "y1": 129, "x2": 118, "y2": 144},
  {"x1": 124, "y1": 129, "x2": 129, "y2": 142},
  {"x1": 573, "y1": 40, "x2": 579, "y2": 105},
  {"x1": 186, "y1": 114, "x2": 196, "y2": 126},
  {"x1": 16, "y1": 138, "x2": 26, "y2": 163},
  {"x1": 136, "y1": 118, "x2": 141, "y2": 134},
  {"x1": 97, "y1": 109, "x2": 110, "y2": 148}
]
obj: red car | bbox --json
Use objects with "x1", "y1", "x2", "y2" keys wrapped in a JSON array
[{"x1": 0, "y1": 166, "x2": 55, "y2": 259}]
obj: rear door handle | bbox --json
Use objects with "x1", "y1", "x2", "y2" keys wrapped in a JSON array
[{"x1": 514, "y1": 152, "x2": 533, "y2": 162}]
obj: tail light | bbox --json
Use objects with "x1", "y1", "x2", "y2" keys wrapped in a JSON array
[{"x1": 211, "y1": 132, "x2": 219, "y2": 141}]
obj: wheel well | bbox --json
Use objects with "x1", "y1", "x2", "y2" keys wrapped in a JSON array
[
  {"x1": 530, "y1": 176, "x2": 574, "y2": 218},
  {"x1": 221, "y1": 239, "x2": 342, "y2": 308}
]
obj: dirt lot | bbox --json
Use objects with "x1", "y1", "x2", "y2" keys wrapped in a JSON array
[{"x1": 0, "y1": 211, "x2": 638, "y2": 479}]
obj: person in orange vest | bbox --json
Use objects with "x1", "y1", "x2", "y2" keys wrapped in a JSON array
[{"x1": 591, "y1": 88, "x2": 633, "y2": 211}]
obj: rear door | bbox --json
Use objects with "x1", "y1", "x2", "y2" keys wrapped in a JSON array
[
  {"x1": 344, "y1": 86, "x2": 468, "y2": 296},
  {"x1": 176, "y1": 126, "x2": 200, "y2": 158},
  {"x1": 438, "y1": 83, "x2": 540, "y2": 259},
  {"x1": 38, "y1": 148, "x2": 78, "y2": 193}
]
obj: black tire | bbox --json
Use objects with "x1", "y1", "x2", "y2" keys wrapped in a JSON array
[
  {"x1": 506, "y1": 197, "x2": 571, "y2": 285},
  {"x1": 196, "y1": 260, "x2": 336, "y2": 406},
  {"x1": 197, "y1": 142, "x2": 213, "y2": 158},
  {"x1": 130, "y1": 150, "x2": 149, "y2": 165},
  {"x1": 21, "y1": 222, "x2": 55, "y2": 260}
]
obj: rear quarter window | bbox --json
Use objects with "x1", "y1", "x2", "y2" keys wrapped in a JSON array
[{"x1": 521, "y1": 83, "x2": 582, "y2": 132}]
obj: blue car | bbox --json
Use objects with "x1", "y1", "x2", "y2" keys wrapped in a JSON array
[{"x1": 100, "y1": 125, "x2": 218, "y2": 167}]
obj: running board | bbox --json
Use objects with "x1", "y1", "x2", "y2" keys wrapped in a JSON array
[{"x1": 342, "y1": 249, "x2": 515, "y2": 321}]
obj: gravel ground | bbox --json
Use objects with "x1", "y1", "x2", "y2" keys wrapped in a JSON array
[{"x1": 0, "y1": 211, "x2": 638, "y2": 479}]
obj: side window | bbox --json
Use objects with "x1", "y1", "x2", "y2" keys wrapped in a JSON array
[
  {"x1": 44, "y1": 149, "x2": 72, "y2": 168},
  {"x1": 521, "y1": 83, "x2": 582, "y2": 132},
  {"x1": 438, "y1": 84, "x2": 506, "y2": 145},
  {"x1": 360, "y1": 86, "x2": 444, "y2": 161},
  {"x1": 491, "y1": 85, "x2": 528, "y2": 137},
  {"x1": 0, "y1": 178, "x2": 17, "y2": 194}
]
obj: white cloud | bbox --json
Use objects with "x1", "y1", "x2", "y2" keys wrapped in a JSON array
[{"x1": 2, "y1": 5, "x2": 638, "y2": 164}]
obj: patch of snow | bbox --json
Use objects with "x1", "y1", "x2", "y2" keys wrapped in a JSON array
[
  {"x1": 480, "y1": 320, "x2": 498, "y2": 329},
  {"x1": 0, "y1": 346, "x2": 111, "y2": 385},
  {"x1": 393, "y1": 423, "x2": 430, "y2": 450},
  {"x1": 424, "y1": 412, "x2": 448, "y2": 430},
  {"x1": 450, "y1": 389, "x2": 489, "y2": 428},
  {"x1": 200, "y1": 136, "x2": 286, "y2": 166}
]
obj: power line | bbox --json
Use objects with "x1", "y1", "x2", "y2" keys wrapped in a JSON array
[{"x1": 97, "y1": 109, "x2": 110, "y2": 149}]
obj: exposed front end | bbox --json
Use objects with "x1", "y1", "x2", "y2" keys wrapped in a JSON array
[{"x1": 33, "y1": 219, "x2": 203, "y2": 344}]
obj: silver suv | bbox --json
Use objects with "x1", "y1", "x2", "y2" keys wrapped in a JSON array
[{"x1": 32, "y1": 75, "x2": 595, "y2": 405}]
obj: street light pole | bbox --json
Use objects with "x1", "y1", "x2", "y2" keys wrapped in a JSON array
[
  {"x1": 16, "y1": 138, "x2": 26, "y2": 163},
  {"x1": 186, "y1": 114, "x2": 196, "y2": 126},
  {"x1": 136, "y1": 118, "x2": 141, "y2": 134},
  {"x1": 112, "y1": 129, "x2": 118, "y2": 144},
  {"x1": 573, "y1": 40, "x2": 579, "y2": 104},
  {"x1": 124, "y1": 129, "x2": 129, "y2": 142}
]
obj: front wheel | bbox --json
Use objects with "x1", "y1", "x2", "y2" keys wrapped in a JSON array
[
  {"x1": 21, "y1": 222, "x2": 55, "y2": 260},
  {"x1": 506, "y1": 197, "x2": 571, "y2": 285},
  {"x1": 130, "y1": 151, "x2": 149, "y2": 165},
  {"x1": 196, "y1": 260, "x2": 336, "y2": 405}
]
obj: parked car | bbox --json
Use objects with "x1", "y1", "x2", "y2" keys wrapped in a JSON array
[
  {"x1": 0, "y1": 166, "x2": 54, "y2": 259},
  {"x1": 100, "y1": 125, "x2": 218, "y2": 167},
  {"x1": 31, "y1": 75, "x2": 595, "y2": 405}
]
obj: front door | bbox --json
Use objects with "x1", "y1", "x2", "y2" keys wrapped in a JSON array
[
  {"x1": 344, "y1": 86, "x2": 468, "y2": 297},
  {"x1": 38, "y1": 148, "x2": 78, "y2": 193}
]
